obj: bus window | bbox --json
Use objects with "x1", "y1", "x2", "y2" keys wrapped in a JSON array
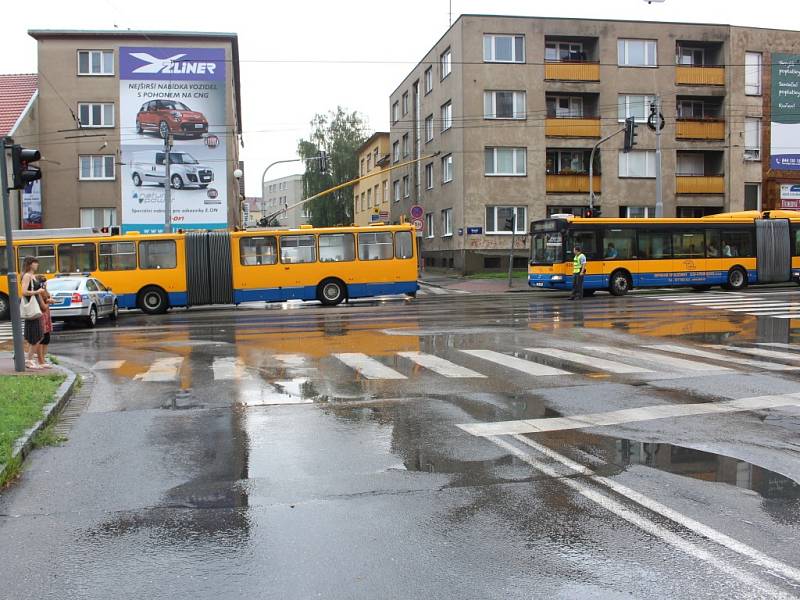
[
  {"x1": 58, "y1": 243, "x2": 97, "y2": 273},
  {"x1": 0, "y1": 246, "x2": 6, "y2": 275},
  {"x1": 672, "y1": 231, "x2": 705, "y2": 259},
  {"x1": 394, "y1": 231, "x2": 414, "y2": 259},
  {"x1": 721, "y1": 230, "x2": 754, "y2": 258},
  {"x1": 139, "y1": 240, "x2": 177, "y2": 269},
  {"x1": 280, "y1": 235, "x2": 316, "y2": 264},
  {"x1": 602, "y1": 229, "x2": 636, "y2": 260},
  {"x1": 358, "y1": 232, "x2": 393, "y2": 260},
  {"x1": 18, "y1": 244, "x2": 56, "y2": 274},
  {"x1": 705, "y1": 229, "x2": 721, "y2": 257},
  {"x1": 531, "y1": 232, "x2": 563, "y2": 264},
  {"x1": 240, "y1": 236, "x2": 277, "y2": 265},
  {"x1": 319, "y1": 233, "x2": 355, "y2": 262},
  {"x1": 638, "y1": 231, "x2": 672, "y2": 260},
  {"x1": 794, "y1": 228, "x2": 800, "y2": 256},
  {"x1": 566, "y1": 230, "x2": 598, "y2": 259},
  {"x1": 99, "y1": 242, "x2": 136, "y2": 271}
]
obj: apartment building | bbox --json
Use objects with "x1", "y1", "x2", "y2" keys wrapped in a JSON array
[
  {"x1": 353, "y1": 132, "x2": 391, "y2": 226},
  {"x1": 261, "y1": 173, "x2": 308, "y2": 228},
  {"x1": 388, "y1": 15, "x2": 800, "y2": 272},
  {"x1": 27, "y1": 29, "x2": 242, "y2": 232}
]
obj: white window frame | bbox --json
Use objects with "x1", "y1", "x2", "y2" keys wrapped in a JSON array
[
  {"x1": 623, "y1": 206, "x2": 655, "y2": 218},
  {"x1": 744, "y1": 117, "x2": 761, "y2": 161},
  {"x1": 483, "y1": 34, "x2": 525, "y2": 63},
  {"x1": 677, "y1": 46, "x2": 705, "y2": 66},
  {"x1": 485, "y1": 147, "x2": 527, "y2": 176},
  {"x1": 618, "y1": 150, "x2": 657, "y2": 178},
  {"x1": 424, "y1": 114, "x2": 434, "y2": 142},
  {"x1": 402, "y1": 175, "x2": 410, "y2": 198},
  {"x1": 483, "y1": 90, "x2": 526, "y2": 120},
  {"x1": 77, "y1": 50, "x2": 114, "y2": 76},
  {"x1": 402, "y1": 92, "x2": 409, "y2": 116},
  {"x1": 442, "y1": 154, "x2": 453, "y2": 183},
  {"x1": 392, "y1": 141, "x2": 400, "y2": 163},
  {"x1": 78, "y1": 102, "x2": 114, "y2": 128},
  {"x1": 425, "y1": 163, "x2": 433, "y2": 189},
  {"x1": 441, "y1": 101, "x2": 453, "y2": 131},
  {"x1": 618, "y1": 94, "x2": 656, "y2": 123},
  {"x1": 745, "y1": 52, "x2": 762, "y2": 96},
  {"x1": 441, "y1": 208, "x2": 453, "y2": 237},
  {"x1": 425, "y1": 212, "x2": 434, "y2": 238},
  {"x1": 424, "y1": 67, "x2": 433, "y2": 94},
  {"x1": 80, "y1": 207, "x2": 117, "y2": 228},
  {"x1": 440, "y1": 48, "x2": 452, "y2": 80},
  {"x1": 547, "y1": 95, "x2": 584, "y2": 118},
  {"x1": 402, "y1": 133, "x2": 409, "y2": 157},
  {"x1": 393, "y1": 180, "x2": 401, "y2": 202},
  {"x1": 618, "y1": 39, "x2": 658, "y2": 67},
  {"x1": 79, "y1": 155, "x2": 115, "y2": 181},
  {"x1": 676, "y1": 153, "x2": 705, "y2": 176},
  {"x1": 545, "y1": 41, "x2": 584, "y2": 62},
  {"x1": 677, "y1": 99, "x2": 706, "y2": 119},
  {"x1": 485, "y1": 206, "x2": 527, "y2": 234},
  {"x1": 392, "y1": 101, "x2": 399, "y2": 123}
]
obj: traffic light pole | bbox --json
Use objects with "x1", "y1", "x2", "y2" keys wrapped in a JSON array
[
  {"x1": 1, "y1": 138, "x2": 26, "y2": 372},
  {"x1": 507, "y1": 213, "x2": 516, "y2": 288},
  {"x1": 654, "y1": 96, "x2": 663, "y2": 218},
  {"x1": 588, "y1": 127, "x2": 626, "y2": 210}
]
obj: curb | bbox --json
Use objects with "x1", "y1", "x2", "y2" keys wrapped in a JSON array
[{"x1": 0, "y1": 363, "x2": 77, "y2": 485}]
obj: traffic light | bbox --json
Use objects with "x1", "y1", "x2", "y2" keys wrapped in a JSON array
[
  {"x1": 623, "y1": 117, "x2": 637, "y2": 153},
  {"x1": 318, "y1": 151, "x2": 328, "y2": 174},
  {"x1": 10, "y1": 145, "x2": 42, "y2": 190},
  {"x1": 582, "y1": 207, "x2": 602, "y2": 218}
]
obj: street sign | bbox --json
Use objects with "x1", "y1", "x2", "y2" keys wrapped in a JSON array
[
  {"x1": 371, "y1": 213, "x2": 380, "y2": 222},
  {"x1": 379, "y1": 211, "x2": 389, "y2": 220},
  {"x1": 410, "y1": 205, "x2": 423, "y2": 219},
  {"x1": 466, "y1": 227, "x2": 482, "y2": 235},
  {"x1": 412, "y1": 218, "x2": 424, "y2": 231}
]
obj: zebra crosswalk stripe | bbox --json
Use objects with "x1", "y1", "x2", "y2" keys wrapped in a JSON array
[
  {"x1": 133, "y1": 357, "x2": 183, "y2": 382},
  {"x1": 706, "y1": 345, "x2": 800, "y2": 362},
  {"x1": 583, "y1": 345, "x2": 733, "y2": 373},
  {"x1": 459, "y1": 349, "x2": 570, "y2": 376},
  {"x1": 212, "y1": 357, "x2": 253, "y2": 381},
  {"x1": 524, "y1": 347, "x2": 653, "y2": 374},
  {"x1": 398, "y1": 351, "x2": 486, "y2": 378},
  {"x1": 333, "y1": 353, "x2": 407, "y2": 379},
  {"x1": 645, "y1": 344, "x2": 800, "y2": 372}
]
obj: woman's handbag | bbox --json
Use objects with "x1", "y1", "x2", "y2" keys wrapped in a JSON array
[{"x1": 20, "y1": 283, "x2": 42, "y2": 320}]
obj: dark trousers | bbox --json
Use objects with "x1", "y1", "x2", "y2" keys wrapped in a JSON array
[{"x1": 570, "y1": 273, "x2": 584, "y2": 299}]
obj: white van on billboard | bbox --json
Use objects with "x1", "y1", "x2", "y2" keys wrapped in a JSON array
[{"x1": 130, "y1": 150, "x2": 214, "y2": 190}]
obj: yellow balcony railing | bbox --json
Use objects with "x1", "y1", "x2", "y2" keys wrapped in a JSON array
[
  {"x1": 676, "y1": 175, "x2": 725, "y2": 194},
  {"x1": 675, "y1": 119, "x2": 726, "y2": 140},
  {"x1": 545, "y1": 117, "x2": 601, "y2": 138},
  {"x1": 546, "y1": 174, "x2": 600, "y2": 193},
  {"x1": 544, "y1": 61, "x2": 600, "y2": 82},
  {"x1": 675, "y1": 65, "x2": 725, "y2": 86}
]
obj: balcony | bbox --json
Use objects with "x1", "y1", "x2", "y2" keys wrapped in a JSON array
[
  {"x1": 545, "y1": 117, "x2": 601, "y2": 138},
  {"x1": 675, "y1": 65, "x2": 725, "y2": 86},
  {"x1": 546, "y1": 174, "x2": 600, "y2": 193},
  {"x1": 676, "y1": 175, "x2": 724, "y2": 194},
  {"x1": 675, "y1": 118, "x2": 725, "y2": 140},
  {"x1": 545, "y1": 61, "x2": 600, "y2": 82}
]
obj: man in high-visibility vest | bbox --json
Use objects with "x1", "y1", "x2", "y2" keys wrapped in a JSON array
[{"x1": 569, "y1": 244, "x2": 587, "y2": 300}]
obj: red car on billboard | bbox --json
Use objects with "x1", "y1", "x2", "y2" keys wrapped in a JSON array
[{"x1": 135, "y1": 99, "x2": 209, "y2": 139}]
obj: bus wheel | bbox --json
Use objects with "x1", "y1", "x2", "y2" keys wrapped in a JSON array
[
  {"x1": 724, "y1": 267, "x2": 747, "y2": 291},
  {"x1": 609, "y1": 270, "x2": 631, "y2": 296},
  {"x1": 138, "y1": 286, "x2": 169, "y2": 315},
  {"x1": 0, "y1": 293, "x2": 9, "y2": 320},
  {"x1": 318, "y1": 279, "x2": 346, "y2": 306}
]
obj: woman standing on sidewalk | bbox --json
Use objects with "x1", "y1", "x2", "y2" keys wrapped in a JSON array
[
  {"x1": 20, "y1": 257, "x2": 45, "y2": 370},
  {"x1": 35, "y1": 274, "x2": 54, "y2": 369}
]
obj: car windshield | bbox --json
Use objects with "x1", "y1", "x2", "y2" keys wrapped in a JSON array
[
  {"x1": 163, "y1": 101, "x2": 190, "y2": 111},
  {"x1": 169, "y1": 153, "x2": 198, "y2": 165},
  {"x1": 46, "y1": 279, "x2": 82, "y2": 292},
  {"x1": 531, "y1": 232, "x2": 564, "y2": 264}
]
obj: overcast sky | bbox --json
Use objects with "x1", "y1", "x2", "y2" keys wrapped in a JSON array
[{"x1": 1, "y1": 0, "x2": 795, "y2": 195}]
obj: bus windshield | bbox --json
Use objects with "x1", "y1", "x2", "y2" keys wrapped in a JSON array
[{"x1": 532, "y1": 231, "x2": 563, "y2": 264}]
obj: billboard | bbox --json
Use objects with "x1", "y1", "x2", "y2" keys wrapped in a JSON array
[
  {"x1": 771, "y1": 53, "x2": 800, "y2": 171},
  {"x1": 119, "y1": 47, "x2": 228, "y2": 233},
  {"x1": 21, "y1": 180, "x2": 42, "y2": 229}
]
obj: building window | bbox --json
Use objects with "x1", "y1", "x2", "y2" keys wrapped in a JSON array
[
  {"x1": 441, "y1": 101, "x2": 452, "y2": 131},
  {"x1": 374, "y1": 147, "x2": 379, "y2": 164},
  {"x1": 425, "y1": 212, "x2": 434, "y2": 238},
  {"x1": 424, "y1": 67, "x2": 433, "y2": 94},
  {"x1": 79, "y1": 207, "x2": 116, "y2": 228},
  {"x1": 745, "y1": 117, "x2": 761, "y2": 160},
  {"x1": 383, "y1": 180, "x2": 388, "y2": 203},
  {"x1": 622, "y1": 206, "x2": 655, "y2": 218},
  {"x1": 483, "y1": 34, "x2": 525, "y2": 63},
  {"x1": 484, "y1": 91, "x2": 526, "y2": 119},
  {"x1": 425, "y1": 163, "x2": 433, "y2": 189},
  {"x1": 79, "y1": 155, "x2": 115, "y2": 180},
  {"x1": 361, "y1": 193, "x2": 366, "y2": 211},
  {"x1": 441, "y1": 208, "x2": 453, "y2": 237},
  {"x1": 367, "y1": 188, "x2": 372, "y2": 208},
  {"x1": 545, "y1": 42, "x2": 585, "y2": 62},
  {"x1": 677, "y1": 46, "x2": 705, "y2": 66},
  {"x1": 618, "y1": 150, "x2": 657, "y2": 178},
  {"x1": 547, "y1": 95, "x2": 583, "y2": 118},
  {"x1": 441, "y1": 154, "x2": 453, "y2": 183},
  {"x1": 486, "y1": 206, "x2": 527, "y2": 234},
  {"x1": 744, "y1": 183, "x2": 761, "y2": 211},
  {"x1": 402, "y1": 133, "x2": 409, "y2": 157},
  {"x1": 424, "y1": 115, "x2": 434, "y2": 142},
  {"x1": 485, "y1": 147, "x2": 526, "y2": 176},
  {"x1": 302, "y1": 205, "x2": 311, "y2": 218},
  {"x1": 676, "y1": 153, "x2": 705, "y2": 176},
  {"x1": 78, "y1": 102, "x2": 114, "y2": 128},
  {"x1": 78, "y1": 50, "x2": 113, "y2": 75},
  {"x1": 392, "y1": 141, "x2": 400, "y2": 163},
  {"x1": 402, "y1": 175, "x2": 410, "y2": 198},
  {"x1": 393, "y1": 180, "x2": 401, "y2": 202},
  {"x1": 440, "y1": 48, "x2": 451, "y2": 79},
  {"x1": 745, "y1": 52, "x2": 762, "y2": 95},
  {"x1": 546, "y1": 150, "x2": 589, "y2": 175},
  {"x1": 618, "y1": 94, "x2": 656, "y2": 123},
  {"x1": 402, "y1": 92, "x2": 409, "y2": 116},
  {"x1": 618, "y1": 39, "x2": 657, "y2": 67},
  {"x1": 366, "y1": 154, "x2": 371, "y2": 172},
  {"x1": 392, "y1": 101, "x2": 399, "y2": 123},
  {"x1": 360, "y1": 158, "x2": 365, "y2": 176}
]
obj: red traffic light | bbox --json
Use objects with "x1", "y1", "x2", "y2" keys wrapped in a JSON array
[{"x1": 10, "y1": 145, "x2": 42, "y2": 190}]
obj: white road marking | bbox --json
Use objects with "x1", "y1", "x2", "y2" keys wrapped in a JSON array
[
  {"x1": 758, "y1": 343, "x2": 800, "y2": 350},
  {"x1": 645, "y1": 344, "x2": 800, "y2": 372},
  {"x1": 524, "y1": 347, "x2": 652, "y2": 374},
  {"x1": 273, "y1": 354, "x2": 307, "y2": 367},
  {"x1": 743, "y1": 310, "x2": 800, "y2": 316},
  {"x1": 133, "y1": 356, "x2": 183, "y2": 382},
  {"x1": 333, "y1": 353, "x2": 407, "y2": 379},
  {"x1": 212, "y1": 356, "x2": 253, "y2": 381},
  {"x1": 727, "y1": 303, "x2": 800, "y2": 312},
  {"x1": 583, "y1": 345, "x2": 732, "y2": 372},
  {"x1": 457, "y1": 393, "x2": 800, "y2": 436},
  {"x1": 92, "y1": 360, "x2": 126, "y2": 370},
  {"x1": 770, "y1": 314, "x2": 800, "y2": 319},
  {"x1": 707, "y1": 345, "x2": 800, "y2": 362},
  {"x1": 489, "y1": 434, "x2": 800, "y2": 594},
  {"x1": 397, "y1": 351, "x2": 486, "y2": 378},
  {"x1": 459, "y1": 349, "x2": 570, "y2": 376},
  {"x1": 671, "y1": 298, "x2": 767, "y2": 305}
]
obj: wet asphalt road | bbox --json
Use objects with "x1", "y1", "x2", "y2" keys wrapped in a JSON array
[{"x1": 1, "y1": 287, "x2": 800, "y2": 599}]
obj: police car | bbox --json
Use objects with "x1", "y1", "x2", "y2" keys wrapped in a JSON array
[{"x1": 46, "y1": 275, "x2": 118, "y2": 328}]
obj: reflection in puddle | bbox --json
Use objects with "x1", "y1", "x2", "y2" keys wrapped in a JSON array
[{"x1": 239, "y1": 377, "x2": 316, "y2": 406}]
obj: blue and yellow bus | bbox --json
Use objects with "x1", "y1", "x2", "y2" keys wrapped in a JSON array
[{"x1": 529, "y1": 210, "x2": 800, "y2": 295}]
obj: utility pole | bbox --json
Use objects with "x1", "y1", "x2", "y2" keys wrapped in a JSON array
[
  {"x1": 163, "y1": 134, "x2": 173, "y2": 233},
  {"x1": 507, "y1": 212, "x2": 516, "y2": 288},
  {"x1": 588, "y1": 127, "x2": 627, "y2": 209},
  {"x1": 653, "y1": 96, "x2": 664, "y2": 217}
]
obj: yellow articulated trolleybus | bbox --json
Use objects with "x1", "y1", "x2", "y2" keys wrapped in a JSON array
[
  {"x1": 0, "y1": 223, "x2": 418, "y2": 319},
  {"x1": 528, "y1": 210, "x2": 800, "y2": 296}
]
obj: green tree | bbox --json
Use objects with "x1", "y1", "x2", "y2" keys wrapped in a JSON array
[{"x1": 297, "y1": 107, "x2": 366, "y2": 226}]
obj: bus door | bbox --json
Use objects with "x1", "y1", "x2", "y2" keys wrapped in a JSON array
[
  {"x1": 566, "y1": 228, "x2": 600, "y2": 286},
  {"x1": 600, "y1": 228, "x2": 637, "y2": 287},
  {"x1": 637, "y1": 230, "x2": 673, "y2": 286},
  {"x1": 671, "y1": 230, "x2": 707, "y2": 285},
  {"x1": 755, "y1": 219, "x2": 791, "y2": 283}
]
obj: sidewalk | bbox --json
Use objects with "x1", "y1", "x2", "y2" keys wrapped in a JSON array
[
  {"x1": 0, "y1": 351, "x2": 40, "y2": 376},
  {"x1": 420, "y1": 270, "x2": 539, "y2": 294}
]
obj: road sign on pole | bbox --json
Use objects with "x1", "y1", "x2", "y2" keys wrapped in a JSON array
[
  {"x1": 412, "y1": 218, "x2": 424, "y2": 236},
  {"x1": 410, "y1": 205, "x2": 423, "y2": 219}
]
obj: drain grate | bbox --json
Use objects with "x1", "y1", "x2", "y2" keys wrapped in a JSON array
[{"x1": 51, "y1": 360, "x2": 94, "y2": 439}]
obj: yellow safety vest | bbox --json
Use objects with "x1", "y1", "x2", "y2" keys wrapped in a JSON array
[{"x1": 573, "y1": 253, "x2": 584, "y2": 274}]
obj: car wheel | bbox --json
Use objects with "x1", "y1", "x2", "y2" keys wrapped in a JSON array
[
  {"x1": 138, "y1": 286, "x2": 168, "y2": 315},
  {"x1": 136, "y1": 120, "x2": 143, "y2": 134},
  {"x1": 132, "y1": 172, "x2": 142, "y2": 187},
  {"x1": 110, "y1": 301, "x2": 119, "y2": 321},
  {"x1": 318, "y1": 279, "x2": 346, "y2": 306},
  {"x1": 724, "y1": 267, "x2": 747, "y2": 291},
  {"x1": 0, "y1": 293, "x2": 9, "y2": 320},
  {"x1": 85, "y1": 305, "x2": 98, "y2": 328},
  {"x1": 609, "y1": 270, "x2": 631, "y2": 296},
  {"x1": 171, "y1": 174, "x2": 184, "y2": 190},
  {"x1": 159, "y1": 121, "x2": 170, "y2": 139}
]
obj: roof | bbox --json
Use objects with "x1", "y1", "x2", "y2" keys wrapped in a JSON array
[
  {"x1": 0, "y1": 74, "x2": 38, "y2": 136},
  {"x1": 356, "y1": 131, "x2": 389, "y2": 155}
]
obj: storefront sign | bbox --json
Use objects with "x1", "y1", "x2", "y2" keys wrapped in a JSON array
[
  {"x1": 771, "y1": 54, "x2": 800, "y2": 171},
  {"x1": 780, "y1": 183, "x2": 800, "y2": 200}
]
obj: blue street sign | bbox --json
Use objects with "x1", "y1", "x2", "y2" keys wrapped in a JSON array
[{"x1": 466, "y1": 227, "x2": 482, "y2": 234}]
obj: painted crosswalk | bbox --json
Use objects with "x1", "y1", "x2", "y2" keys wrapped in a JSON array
[
  {"x1": 397, "y1": 351, "x2": 486, "y2": 378},
  {"x1": 0, "y1": 322, "x2": 15, "y2": 343},
  {"x1": 645, "y1": 344, "x2": 800, "y2": 372},
  {"x1": 650, "y1": 291, "x2": 800, "y2": 319},
  {"x1": 416, "y1": 283, "x2": 471, "y2": 296}
]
